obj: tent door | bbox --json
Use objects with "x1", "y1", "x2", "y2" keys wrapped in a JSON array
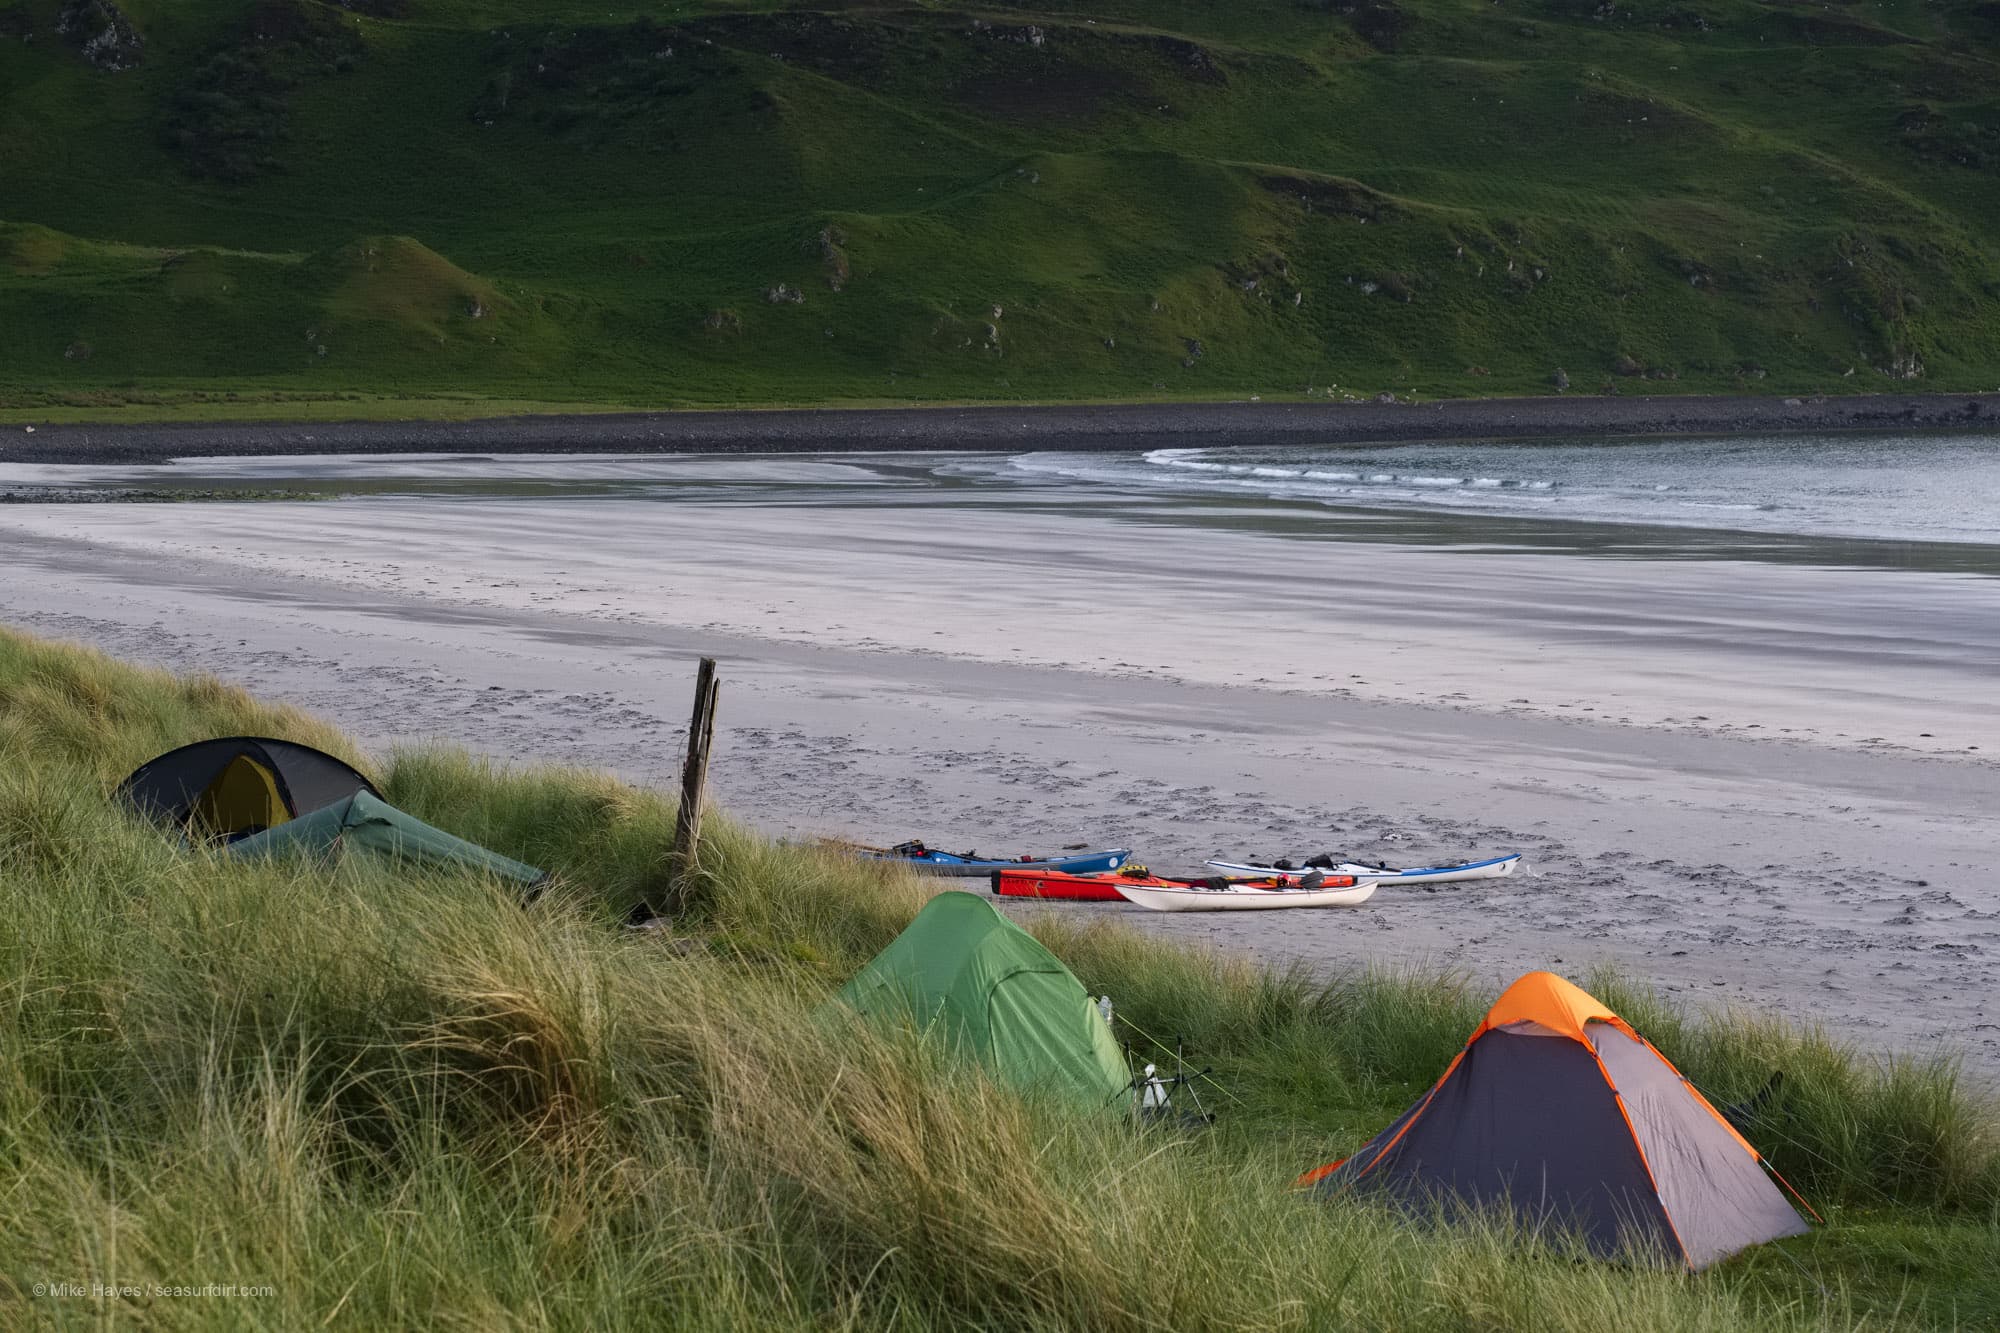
[{"x1": 190, "y1": 755, "x2": 290, "y2": 841}]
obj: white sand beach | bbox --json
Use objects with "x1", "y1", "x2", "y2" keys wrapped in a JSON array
[{"x1": 3, "y1": 448, "x2": 1996, "y2": 1078}]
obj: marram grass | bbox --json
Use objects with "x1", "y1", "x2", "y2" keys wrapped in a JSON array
[{"x1": 0, "y1": 624, "x2": 1994, "y2": 1329}]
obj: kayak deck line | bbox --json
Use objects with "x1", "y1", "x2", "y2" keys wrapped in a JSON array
[
  {"x1": 830, "y1": 840, "x2": 1134, "y2": 878},
  {"x1": 1204, "y1": 853, "x2": 1520, "y2": 885},
  {"x1": 994, "y1": 867, "x2": 1367, "y2": 902},
  {"x1": 1114, "y1": 880, "x2": 1380, "y2": 912}
]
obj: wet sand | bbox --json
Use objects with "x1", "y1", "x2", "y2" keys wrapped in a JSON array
[
  {"x1": 2, "y1": 464, "x2": 1995, "y2": 1079},
  {"x1": 7, "y1": 391, "x2": 2000, "y2": 465}
]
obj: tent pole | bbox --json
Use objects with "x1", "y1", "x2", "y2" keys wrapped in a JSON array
[{"x1": 664, "y1": 657, "x2": 720, "y2": 915}]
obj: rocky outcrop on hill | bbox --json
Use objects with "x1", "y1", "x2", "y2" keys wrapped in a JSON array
[
  {"x1": 57, "y1": 0, "x2": 142, "y2": 72},
  {"x1": 814, "y1": 227, "x2": 849, "y2": 292},
  {"x1": 969, "y1": 19, "x2": 1047, "y2": 48}
]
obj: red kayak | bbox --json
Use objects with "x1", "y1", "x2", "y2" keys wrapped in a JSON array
[{"x1": 992, "y1": 868, "x2": 1354, "y2": 901}]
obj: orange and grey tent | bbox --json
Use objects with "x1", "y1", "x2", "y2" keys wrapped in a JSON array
[
  {"x1": 1299, "y1": 972, "x2": 1810, "y2": 1270},
  {"x1": 118, "y1": 737, "x2": 378, "y2": 843}
]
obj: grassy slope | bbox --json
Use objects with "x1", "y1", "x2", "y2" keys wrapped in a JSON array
[
  {"x1": 2, "y1": 0, "x2": 1999, "y2": 416},
  {"x1": 1, "y1": 624, "x2": 1996, "y2": 1328}
]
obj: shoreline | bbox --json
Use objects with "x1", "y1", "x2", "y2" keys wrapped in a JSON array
[{"x1": 5, "y1": 391, "x2": 1998, "y2": 464}]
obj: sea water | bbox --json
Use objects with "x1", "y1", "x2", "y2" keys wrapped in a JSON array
[
  {"x1": 10, "y1": 431, "x2": 1998, "y2": 557},
  {"x1": 993, "y1": 434, "x2": 2000, "y2": 546}
]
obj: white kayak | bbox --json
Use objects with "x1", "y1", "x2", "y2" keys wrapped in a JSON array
[
  {"x1": 1115, "y1": 880, "x2": 1379, "y2": 912},
  {"x1": 1204, "y1": 853, "x2": 1521, "y2": 885}
]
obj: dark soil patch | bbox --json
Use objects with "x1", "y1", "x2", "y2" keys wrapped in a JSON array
[
  {"x1": 1751, "y1": 11, "x2": 1915, "y2": 45},
  {"x1": 160, "y1": 0, "x2": 365, "y2": 181},
  {"x1": 1260, "y1": 172, "x2": 1402, "y2": 223}
]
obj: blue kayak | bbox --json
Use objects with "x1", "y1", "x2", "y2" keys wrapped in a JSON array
[{"x1": 865, "y1": 841, "x2": 1132, "y2": 878}]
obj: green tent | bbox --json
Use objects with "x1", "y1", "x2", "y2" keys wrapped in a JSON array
[
  {"x1": 835, "y1": 891, "x2": 1131, "y2": 1107},
  {"x1": 227, "y1": 791, "x2": 547, "y2": 888}
]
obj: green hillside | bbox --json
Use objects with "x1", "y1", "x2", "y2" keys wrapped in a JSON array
[{"x1": 4, "y1": 0, "x2": 2000, "y2": 413}]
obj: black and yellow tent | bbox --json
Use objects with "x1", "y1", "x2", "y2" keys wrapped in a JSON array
[
  {"x1": 118, "y1": 737, "x2": 378, "y2": 842},
  {"x1": 1299, "y1": 972, "x2": 1811, "y2": 1270}
]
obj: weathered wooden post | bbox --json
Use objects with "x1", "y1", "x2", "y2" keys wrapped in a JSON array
[{"x1": 663, "y1": 656, "x2": 719, "y2": 914}]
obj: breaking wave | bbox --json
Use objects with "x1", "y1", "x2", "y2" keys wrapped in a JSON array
[{"x1": 990, "y1": 434, "x2": 2000, "y2": 543}]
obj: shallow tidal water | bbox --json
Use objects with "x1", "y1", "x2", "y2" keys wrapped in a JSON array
[
  {"x1": 998, "y1": 432, "x2": 2000, "y2": 545},
  {"x1": 10, "y1": 430, "x2": 2000, "y2": 578}
]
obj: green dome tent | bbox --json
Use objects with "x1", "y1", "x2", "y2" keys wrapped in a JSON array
[
  {"x1": 835, "y1": 891, "x2": 1131, "y2": 1108},
  {"x1": 227, "y1": 791, "x2": 546, "y2": 889}
]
